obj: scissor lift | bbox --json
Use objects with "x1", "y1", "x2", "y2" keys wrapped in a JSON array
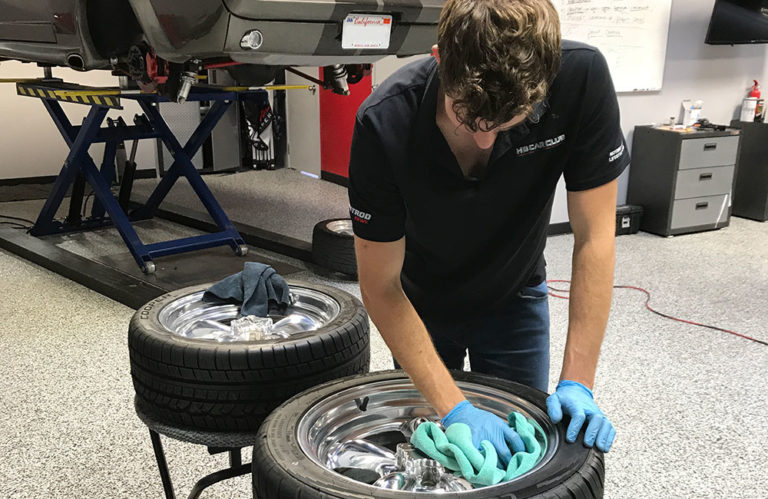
[{"x1": 11, "y1": 78, "x2": 308, "y2": 273}]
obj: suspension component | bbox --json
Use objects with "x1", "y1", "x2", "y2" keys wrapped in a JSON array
[
  {"x1": 126, "y1": 45, "x2": 169, "y2": 93},
  {"x1": 176, "y1": 71, "x2": 196, "y2": 103},
  {"x1": 323, "y1": 64, "x2": 350, "y2": 95},
  {"x1": 345, "y1": 64, "x2": 372, "y2": 85}
]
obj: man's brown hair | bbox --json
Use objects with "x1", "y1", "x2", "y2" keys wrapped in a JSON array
[{"x1": 437, "y1": 0, "x2": 561, "y2": 131}]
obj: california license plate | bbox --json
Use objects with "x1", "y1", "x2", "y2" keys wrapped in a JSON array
[{"x1": 341, "y1": 13, "x2": 392, "y2": 50}]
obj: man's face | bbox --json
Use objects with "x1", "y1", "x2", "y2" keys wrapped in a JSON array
[{"x1": 442, "y1": 93, "x2": 528, "y2": 150}]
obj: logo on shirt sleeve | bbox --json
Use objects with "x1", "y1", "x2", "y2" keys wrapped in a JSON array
[
  {"x1": 350, "y1": 206, "x2": 372, "y2": 224},
  {"x1": 609, "y1": 143, "x2": 625, "y2": 163}
]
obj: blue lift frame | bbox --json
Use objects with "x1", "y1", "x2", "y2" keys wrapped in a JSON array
[{"x1": 20, "y1": 82, "x2": 251, "y2": 273}]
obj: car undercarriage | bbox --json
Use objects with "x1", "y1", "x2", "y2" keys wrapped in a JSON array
[{"x1": 0, "y1": 0, "x2": 442, "y2": 99}]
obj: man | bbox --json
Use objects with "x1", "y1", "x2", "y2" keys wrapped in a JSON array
[{"x1": 348, "y1": 0, "x2": 628, "y2": 465}]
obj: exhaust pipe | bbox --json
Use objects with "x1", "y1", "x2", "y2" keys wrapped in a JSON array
[{"x1": 66, "y1": 53, "x2": 85, "y2": 71}]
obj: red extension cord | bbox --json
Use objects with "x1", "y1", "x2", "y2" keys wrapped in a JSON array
[{"x1": 546, "y1": 280, "x2": 767, "y2": 347}]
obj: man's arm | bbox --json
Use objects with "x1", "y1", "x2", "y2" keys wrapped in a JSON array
[
  {"x1": 354, "y1": 236, "x2": 464, "y2": 417},
  {"x1": 546, "y1": 178, "x2": 618, "y2": 452},
  {"x1": 355, "y1": 235, "x2": 527, "y2": 462},
  {"x1": 560, "y1": 178, "x2": 618, "y2": 387}
]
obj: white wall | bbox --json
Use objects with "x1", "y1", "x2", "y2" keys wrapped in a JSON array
[
  {"x1": 285, "y1": 67, "x2": 322, "y2": 176},
  {"x1": 0, "y1": 61, "x2": 155, "y2": 179},
  {"x1": 373, "y1": 54, "x2": 429, "y2": 87},
  {"x1": 554, "y1": 0, "x2": 768, "y2": 223}
]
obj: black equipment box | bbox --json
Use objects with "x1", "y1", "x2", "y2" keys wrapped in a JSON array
[
  {"x1": 729, "y1": 120, "x2": 768, "y2": 221},
  {"x1": 616, "y1": 205, "x2": 643, "y2": 235}
]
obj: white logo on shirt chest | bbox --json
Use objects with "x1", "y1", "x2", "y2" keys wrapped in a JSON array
[{"x1": 516, "y1": 134, "x2": 566, "y2": 157}]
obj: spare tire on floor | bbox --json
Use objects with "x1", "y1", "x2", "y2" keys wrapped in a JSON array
[
  {"x1": 312, "y1": 218, "x2": 357, "y2": 276},
  {"x1": 128, "y1": 280, "x2": 370, "y2": 432},
  {"x1": 252, "y1": 370, "x2": 604, "y2": 498}
]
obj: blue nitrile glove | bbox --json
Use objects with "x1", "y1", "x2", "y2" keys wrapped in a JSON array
[
  {"x1": 441, "y1": 400, "x2": 526, "y2": 467},
  {"x1": 546, "y1": 380, "x2": 616, "y2": 452}
]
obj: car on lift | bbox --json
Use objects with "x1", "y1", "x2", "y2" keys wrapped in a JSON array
[{"x1": 0, "y1": 0, "x2": 442, "y2": 97}]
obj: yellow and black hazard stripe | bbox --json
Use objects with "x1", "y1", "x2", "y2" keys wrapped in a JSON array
[{"x1": 15, "y1": 83, "x2": 122, "y2": 108}]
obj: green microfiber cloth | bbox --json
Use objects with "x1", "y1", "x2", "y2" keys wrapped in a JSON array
[{"x1": 410, "y1": 411, "x2": 547, "y2": 487}]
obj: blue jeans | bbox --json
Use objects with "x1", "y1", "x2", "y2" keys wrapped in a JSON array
[{"x1": 395, "y1": 281, "x2": 550, "y2": 392}]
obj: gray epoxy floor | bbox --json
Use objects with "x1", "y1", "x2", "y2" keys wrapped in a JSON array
[
  {"x1": 131, "y1": 168, "x2": 350, "y2": 244},
  {"x1": 0, "y1": 215, "x2": 767, "y2": 498}
]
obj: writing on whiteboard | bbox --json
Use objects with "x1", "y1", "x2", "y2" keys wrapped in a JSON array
[{"x1": 553, "y1": 0, "x2": 672, "y2": 92}]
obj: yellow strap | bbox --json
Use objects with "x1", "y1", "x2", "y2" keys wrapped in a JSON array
[
  {"x1": 57, "y1": 89, "x2": 121, "y2": 97},
  {"x1": 0, "y1": 78, "x2": 41, "y2": 83}
]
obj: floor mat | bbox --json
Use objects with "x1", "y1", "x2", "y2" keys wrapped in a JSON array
[
  {"x1": 97, "y1": 246, "x2": 302, "y2": 292},
  {"x1": 0, "y1": 183, "x2": 60, "y2": 203}
]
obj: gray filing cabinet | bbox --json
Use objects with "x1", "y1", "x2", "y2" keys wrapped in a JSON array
[{"x1": 627, "y1": 126, "x2": 740, "y2": 236}]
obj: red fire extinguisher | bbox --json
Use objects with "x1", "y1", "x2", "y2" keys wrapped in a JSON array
[{"x1": 751, "y1": 80, "x2": 764, "y2": 122}]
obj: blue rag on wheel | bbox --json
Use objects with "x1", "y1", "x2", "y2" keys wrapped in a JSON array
[
  {"x1": 410, "y1": 411, "x2": 547, "y2": 487},
  {"x1": 202, "y1": 262, "x2": 290, "y2": 317}
]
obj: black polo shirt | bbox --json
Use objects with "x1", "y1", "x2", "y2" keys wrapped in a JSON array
[{"x1": 348, "y1": 40, "x2": 630, "y2": 318}]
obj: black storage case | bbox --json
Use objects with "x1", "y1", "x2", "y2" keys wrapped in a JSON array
[
  {"x1": 616, "y1": 205, "x2": 643, "y2": 235},
  {"x1": 729, "y1": 120, "x2": 768, "y2": 221}
]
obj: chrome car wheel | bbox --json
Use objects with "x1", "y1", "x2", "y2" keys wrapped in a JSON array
[
  {"x1": 296, "y1": 378, "x2": 556, "y2": 493},
  {"x1": 157, "y1": 286, "x2": 340, "y2": 343}
]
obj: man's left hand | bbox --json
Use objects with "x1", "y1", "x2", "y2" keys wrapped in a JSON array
[{"x1": 546, "y1": 380, "x2": 616, "y2": 452}]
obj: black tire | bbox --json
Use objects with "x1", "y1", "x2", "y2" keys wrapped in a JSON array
[
  {"x1": 252, "y1": 371, "x2": 604, "y2": 499},
  {"x1": 312, "y1": 219, "x2": 357, "y2": 276},
  {"x1": 128, "y1": 280, "x2": 370, "y2": 432}
]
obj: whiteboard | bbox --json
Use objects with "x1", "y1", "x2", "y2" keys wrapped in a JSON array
[{"x1": 553, "y1": 0, "x2": 672, "y2": 92}]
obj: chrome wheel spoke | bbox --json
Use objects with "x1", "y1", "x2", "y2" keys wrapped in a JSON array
[
  {"x1": 327, "y1": 439, "x2": 397, "y2": 475},
  {"x1": 271, "y1": 315, "x2": 318, "y2": 336}
]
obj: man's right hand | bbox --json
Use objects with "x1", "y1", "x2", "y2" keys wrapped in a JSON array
[{"x1": 442, "y1": 400, "x2": 526, "y2": 467}]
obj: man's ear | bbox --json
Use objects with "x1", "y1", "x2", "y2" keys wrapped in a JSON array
[{"x1": 431, "y1": 44, "x2": 440, "y2": 63}]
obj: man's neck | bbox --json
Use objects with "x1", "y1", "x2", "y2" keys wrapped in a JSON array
[{"x1": 435, "y1": 87, "x2": 493, "y2": 179}]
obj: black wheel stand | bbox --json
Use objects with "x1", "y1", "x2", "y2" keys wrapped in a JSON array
[{"x1": 135, "y1": 399, "x2": 259, "y2": 499}]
